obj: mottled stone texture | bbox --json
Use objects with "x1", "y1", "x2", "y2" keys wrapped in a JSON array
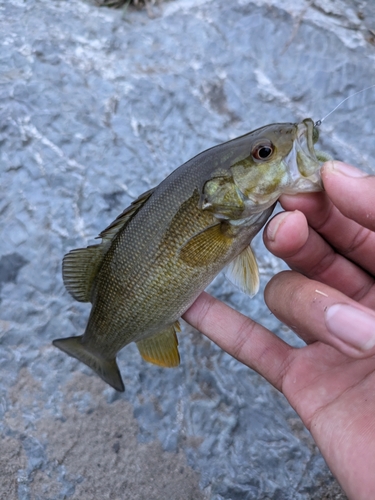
[{"x1": 1, "y1": 0, "x2": 374, "y2": 498}]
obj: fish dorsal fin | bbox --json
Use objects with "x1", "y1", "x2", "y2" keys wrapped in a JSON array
[
  {"x1": 63, "y1": 188, "x2": 155, "y2": 303},
  {"x1": 179, "y1": 224, "x2": 232, "y2": 267},
  {"x1": 63, "y1": 244, "x2": 108, "y2": 302},
  {"x1": 136, "y1": 322, "x2": 180, "y2": 368},
  {"x1": 99, "y1": 187, "x2": 155, "y2": 243},
  {"x1": 224, "y1": 245, "x2": 259, "y2": 297}
]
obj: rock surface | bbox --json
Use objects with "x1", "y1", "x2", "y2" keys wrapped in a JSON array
[{"x1": 1, "y1": 0, "x2": 375, "y2": 498}]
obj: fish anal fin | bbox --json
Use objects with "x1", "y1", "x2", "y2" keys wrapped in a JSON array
[
  {"x1": 137, "y1": 325, "x2": 180, "y2": 368},
  {"x1": 224, "y1": 245, "x2": 259, "y2": 297},
  {"x1": 98, "y1": 188, "x2": 155, "y2": 243},
  {"x1": 179, "y1": 224, "x2": 232, "y2": 267},
  {"x1": 53, "y1": 336, "x2": 124, "y2": 392},
  {"x1": 63, "y1": 244, "x2": 108, "y2": 302}
]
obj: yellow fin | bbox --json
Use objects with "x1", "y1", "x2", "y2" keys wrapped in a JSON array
[
  {"x1": 63, "y1": 244, "x2": 107, "y2": 302},
  {"x1": 53, "y1": 336, "x2": 124, "y2": 392},
  {"x1": 137, "y1": 324, "x2": 180, "y2": 368},
  {"x1": 98, "y1": 187, "x2": 155, "y2": 243},
  {"x1": 179, "y1": 224, "x2": 232, "y2": 267},
  {"x1": 224, "y1": 245, "x2": 259, "y2": 297}
]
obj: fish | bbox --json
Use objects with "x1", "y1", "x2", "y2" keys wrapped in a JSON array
[{"x1": 53, "y1": 118, "x2": 329, "y2": 392}]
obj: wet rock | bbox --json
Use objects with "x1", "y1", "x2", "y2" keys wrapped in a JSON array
[{"x1": 2, "y1": 0, "x2": 374, "y2": 497}]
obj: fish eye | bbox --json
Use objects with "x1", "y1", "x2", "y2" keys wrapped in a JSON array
[{"x1": 251, "y1": 141, "x2": 274, "y2": 161}]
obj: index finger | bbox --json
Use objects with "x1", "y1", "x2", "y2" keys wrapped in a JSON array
[{"x1": 279, "y1": 162, "x2": 375, "y2": 276}]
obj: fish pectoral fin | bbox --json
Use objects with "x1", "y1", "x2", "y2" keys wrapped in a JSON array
[
  {"x1": 136, "y1": 323, "x2": 180, "y2": 368},
  {"x1": 179, "y1": 224, "x2": 232, "y2": 267},
  {"x1": 63, "y1": 245, "x2": 108, "y2": 302},
  {"x1": 98, "y1": 187, "x2": 155, "y2": 243},
  {"x1": 224, "y1": 245, "x2": 259, "y2": 297},
  {"x1": 53, "y1": 336, "x2": 125, "y2": 392}
]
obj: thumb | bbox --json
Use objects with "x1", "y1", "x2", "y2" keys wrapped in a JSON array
[{"x1": 322, "y1": 161, "x2": 375, "y2": 231}]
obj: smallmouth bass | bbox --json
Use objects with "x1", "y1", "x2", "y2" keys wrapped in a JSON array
[{"x1": 54, "y1": 118, "x2": 329, "y2": 391}]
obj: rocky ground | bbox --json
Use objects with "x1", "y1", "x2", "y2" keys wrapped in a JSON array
[{"x1": 1, "y1": 0, "x2": 375, "y2": 498}]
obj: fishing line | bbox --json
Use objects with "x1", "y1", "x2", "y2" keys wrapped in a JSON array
[{"x1": 315, "y1": 84, "x2": 375, "y2": 127}]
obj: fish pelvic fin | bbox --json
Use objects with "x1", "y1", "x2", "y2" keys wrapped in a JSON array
[
  {"x1": 136, "y1": 323, "x2": 180, "y2": 368},
  {"x1": 224, "y1": 245, "x2": 259, "y2": 297},
  {"x1": 53, "y1": 336, "x2": 125, "y2": 392}
]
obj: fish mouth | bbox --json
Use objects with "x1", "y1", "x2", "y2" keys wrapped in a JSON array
[
  {"x1": 283, "y1": 118, "x2": 323, "y2": 194},
  {"x1": 297, "y1": 119, "x2": 319, "y2": 167}
]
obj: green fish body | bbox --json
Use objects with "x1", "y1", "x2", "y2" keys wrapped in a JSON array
[{"x1": 54, "y1": 118, "x2": 326, "y2": 391}]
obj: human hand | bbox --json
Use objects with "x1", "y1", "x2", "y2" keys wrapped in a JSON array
[{"x1": 183, "y1": 161, "x2": 375, "y2": 500}]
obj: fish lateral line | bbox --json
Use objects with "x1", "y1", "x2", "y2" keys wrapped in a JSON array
[{"x1": 315, "y1": 84, "x2": 375, "y2": 127}]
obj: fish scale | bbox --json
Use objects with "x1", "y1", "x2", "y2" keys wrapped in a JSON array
[
  {"x1": 54, "y1": 118, "x2": 328, "y2": 392},
  {"x1": 91, "y1": 191, "x2": 216, "y2": 342}
]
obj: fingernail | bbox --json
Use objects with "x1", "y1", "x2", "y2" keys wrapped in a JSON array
[
  {"x1": 266, "y1": 212, "x2": 290, "y2": 242},
  {"x1": 325, "y1": 303, "x2": 375, "y2": 351},
  {"x1": 325, "y1": 161, "x2": 368, "y2": 178}
]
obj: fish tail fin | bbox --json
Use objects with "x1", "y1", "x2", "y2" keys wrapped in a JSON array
[{"x1": 53, "y1": 336, "x2": 125, "y2": 392}]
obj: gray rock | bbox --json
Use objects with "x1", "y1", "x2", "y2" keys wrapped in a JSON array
[{"x1": 1, "y1": 0, "x2": 374, "y2": 498}]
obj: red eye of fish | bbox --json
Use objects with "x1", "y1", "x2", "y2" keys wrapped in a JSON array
[{"x1": 251, "y1": 142, "x2": 274, "y2": 160}]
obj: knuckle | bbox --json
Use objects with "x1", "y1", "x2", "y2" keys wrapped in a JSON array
[
  {"x1": 345, "y1": 226, "x2": 373, "y2": 256},
  {"x1": 231, "y1": 317, "x2": 256, "y2": 360},
  {"x1": 306, "y1": 252, "x2": 336, "y2": 280}
]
